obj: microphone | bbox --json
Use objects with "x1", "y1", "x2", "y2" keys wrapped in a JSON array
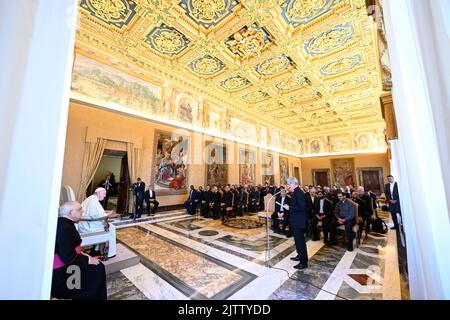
[{"x1": 264, "y1": 189, "x2": 283, "y2": 267}]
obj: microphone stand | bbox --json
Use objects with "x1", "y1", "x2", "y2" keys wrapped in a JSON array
[{"x1": 265, "y1": 190, "x2": 283, "y2": 268}]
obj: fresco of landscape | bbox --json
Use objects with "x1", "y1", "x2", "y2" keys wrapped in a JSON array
[{"x1": 71, "y1": 54, "x2": 162, "y2": 114}]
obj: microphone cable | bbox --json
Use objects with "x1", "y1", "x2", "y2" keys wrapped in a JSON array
[{"x1": 265, "y1": 264, "x2": 350, "y2": 300}]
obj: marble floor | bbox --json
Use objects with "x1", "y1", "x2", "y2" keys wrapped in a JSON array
[{"x1": 106, "y1": 209, "x2": 409, "y2": 300}]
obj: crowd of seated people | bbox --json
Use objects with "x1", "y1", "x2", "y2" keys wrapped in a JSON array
[
  {"x1": 184, "y1": 183, "x2": 281, "y2": 220},
  {"x1": 184, "y1": 183, "x2": 378, "y2": 252}
]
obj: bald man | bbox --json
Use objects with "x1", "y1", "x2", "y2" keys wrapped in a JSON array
[
  {"x1": 78, "y1": 188, "x2": 116, "y2": 258},
  {"x1": 52, "y1": 201, "x2": 106, "y2": 300}
]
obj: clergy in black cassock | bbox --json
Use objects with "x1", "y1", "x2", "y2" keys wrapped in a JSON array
[{"x1": 51, "y1": 201, "x2": 107, "y2": 300}]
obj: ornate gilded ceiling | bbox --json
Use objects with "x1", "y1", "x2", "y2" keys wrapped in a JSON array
[{"x1": 74, "y1": 0, "x2": 386, "y2": 148}]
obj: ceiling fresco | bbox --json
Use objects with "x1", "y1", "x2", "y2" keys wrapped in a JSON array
[{"x1": 73, "y1": 0, "x2": 387, "y2": 155}]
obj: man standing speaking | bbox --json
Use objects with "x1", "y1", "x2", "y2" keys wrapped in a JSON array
[{"x1": 283, "y1": 177, "x2": 308, "y2": 269}]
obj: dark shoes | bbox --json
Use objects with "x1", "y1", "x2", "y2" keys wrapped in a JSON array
[
  {"x1": 290, "y1": 256, "x2": 300, "y2": 261},
  {"x1": 293, "y1": 263, "x2": 308, "y2": 270},
  {"x1": 326, "y1": 241, "x2": 336, "y2": 246}
]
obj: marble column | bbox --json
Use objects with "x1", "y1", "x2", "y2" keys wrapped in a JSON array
[{"x1": 0, "y1": 0, "x2": 78, "y2": 299}]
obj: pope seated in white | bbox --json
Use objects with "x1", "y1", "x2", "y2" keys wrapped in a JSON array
[{"x1": 78, "y1": 187, "x2": 116, "y2": 258}]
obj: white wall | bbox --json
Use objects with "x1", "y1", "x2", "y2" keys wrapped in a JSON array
[
  {"x1": 0, "y1": 0, "x2": 78, "y2": 299},
  {"x1": 383, "y1": 0, "x2": 450, "y2": 299}
]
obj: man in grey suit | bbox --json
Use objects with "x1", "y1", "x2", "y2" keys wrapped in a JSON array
[{"x1": 328, "y1": 192, "x2": 357, "y2": 251}]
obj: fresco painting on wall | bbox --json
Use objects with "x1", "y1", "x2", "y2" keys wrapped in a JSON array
[
  {"x1": 152, "y1": 130, "x2": 189, "y2": 195},
  {"x1": 173, "y1": 89, "x2": 199, "y2": 126},
  {"x1": 205, "y1": 142, "x2": 228, "y2": 186},
  {"x1": 230, "y1": 117, "x2": 256, "y2": 143},
  {"x1": 331, "y1": 158, "x2": 355, "y2": 188},
  {"x1": 71, "y1": 54, "x2": 163, "y2": 114},
  {"x1": 205, "y1": 102, "x2": 227, "y2": 134},
  {"x1": 280, "y1": 132, "x2": 298, "y2": 154},
  {"x1": 331, "y1": 137, "x2": 351, "y2": 152},
  {"x1": 259, "y1": 125, "x2": 268, "y2": 147},
  {"x1": 261, "y1": 152, "x2": 274, "y2": 176},
  {"x1": 310, "y1": 139, "x2": 322, "y2": 154},
  {"x1": 268, "y1": 128, "x2": 280, "y2": 149},
  {"x1": 279, "y1": 156, "x2": 289, "y2": 185},
  {"x1": 239, "y1": 149, "x2": 256, "y2": 185},
  {"x1": 357, "y1": 133, "x2": 375, "y2": 150}
]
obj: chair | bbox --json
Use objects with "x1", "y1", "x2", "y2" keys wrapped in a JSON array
[
  {"x1": 257, "y1": 193, "x2": 275, "y2": 224},
  {"x1": 337, "y1": 200, "x2": 360, "y2": 248},
  {"x1": 60, "y1": 185, "x2": 116, "y2": 260}
]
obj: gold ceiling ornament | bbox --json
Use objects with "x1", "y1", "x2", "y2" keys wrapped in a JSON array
[
  {"x1": 335, "y1": 89, "x2": 370, "y2": 103},
  {"x1": 280, "y1": 0, "x2": 339, "y2": 26},
  {"x1": 274, "y1": 76, "x2": 307, "y2": 91},
  {"x1": 242, "y1": 90, "x2": 270, "y2": 102},
  {"x1": 188, "y1": 54, "x2": 226, "y2": 76},
  {"x1": 219, "y1": 75, "x2": 251, "y2": 91},
  {"x1": 138, "y1": 0, "x2": 175, "y2": 22},
  {"x1": 225, "y1": 24, "x2": 271, "y2": 58},
  {"x1": 304, "y1": 24, "x2": 355, "y2": 56},
  {"x1": 329, "y1": 74, "x2": 367, "y2": 91},
  {"x1": 320, "y1": 54, "x2": 361, "y2": 76},
  {"x1": 241, "y1": 0, "x2": 279, "y2": 24},
  {"x1": 82, "y1": 0, "x2": 128, "y2": 21},
  {"x1": 75, "y1": 0, "x2": 385, "y2": 146},
  {"x1": 255, "y1": 55, "x2": 293, "y2": 76}
]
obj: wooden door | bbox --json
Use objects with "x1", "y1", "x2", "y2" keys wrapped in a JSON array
[{"x1": 116, "y1": 156, "x2": 130, "y2": 214}]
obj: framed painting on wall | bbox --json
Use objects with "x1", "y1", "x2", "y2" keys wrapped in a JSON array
[
  {"x1": 205, "y1": 142, "x2": 228, "y2": 186},
  {"x1": 279, "y1": 156, "x2": 289, "y2": 185},
  {"x1": 152, "y1": 130, "x2": 189, "y2": 195},
  {"x1": 261, "y1": 152, "x2": 274, "y2": 176},
  {"x1": 262, "y1": 175, "x2": 274, "y2": 185},
  {"x1": 239, "y1": 148, "x2": 256, "y2": 185},
  {"x1": 294, "y1": 166, "x2": 301, "y2": 183},
  {"x1": 358, "y1": 167, "x2": 384, "y2": 195},
  {"x1": 331, "y1": 158, "x2": 355, "y2": 188},
  {"x1": 312, "y1": 169, "x2": 331, "y2": 187}
]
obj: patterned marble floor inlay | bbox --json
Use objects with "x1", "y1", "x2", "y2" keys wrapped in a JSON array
[
  {"x1": 152, "y1": 215, "x2": 297, "y2": 265},
  {"x1": 198, "y1": 230, "x2": 220, "y2": 236},
  {"x1": 116, "y1": 226, "x2": 256, "y2": 299},
  {"x1": 216, "y1": 234, "x2": 287, "y2": 252},
  {"x1": 348, "y1": 274, "x2": 381, "y2": 286},
  {"x1": 104, "y1": 209, "x2": 408, "y2": 300},
  {"x1": 107, "y1": 271, "x2": 148, "y2": 300}
]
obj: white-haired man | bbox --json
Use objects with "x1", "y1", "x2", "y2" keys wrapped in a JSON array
[
  {"x1": 283, "y1": 177, "x2": 309, "y2": 269},
  {"x1": 78, "y1": 188, "x2": 116, "y2": 258},
  {"x1": 52, "y1": 201, "x2": 106, "y2": 300}
]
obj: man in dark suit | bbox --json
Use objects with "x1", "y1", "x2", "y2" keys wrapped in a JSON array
[
  {"x1": 99, "y1": 175, "x2": 113, "y2": 209},
  {"x1": 311, "y1": 190, "x2": 332, "y2": 241},
  {"x1": 384, "y1": 175, "x2": 401, "y2": 230},
  {"x1": 284, "y1": 177, "x2": 308, "y2": 269},
  {"x1": 144, "y1": 184, "x2": 159, "y2": 215},
  {"x1": 221, "y1": 184, "x2": 234, "y2": 221},
  {"x1": 271, "y1": 187, "x2": 291, "y2": 235},
  {"x1": 329, "y1": 192, "x2": 357, "y2": 251},
  {"x1": 237, "y1": 186, "x2": 249, "y2": 216},
  {"x1": 133, "y1": 177, "x2": 145, "y2": 218},
  {"x1": 200, "y1": 185, "x2": 211, "y2": 218},
  {"x1": 185, "y1": 185, "x2": 199, "y2": 215},
  {"x1": 356, "y1": 187, "x2": 374, "y2": 234},
  {"x1": 210, "y1": 186, "x2": 221, "y2": 219}
]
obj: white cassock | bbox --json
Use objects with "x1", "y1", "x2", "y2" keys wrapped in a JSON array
[{"x1": 78, "y1": 194, "x2": 116, "y2": 257}]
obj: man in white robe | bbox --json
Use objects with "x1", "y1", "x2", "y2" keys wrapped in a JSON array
[{"x1": 78, "y1": 188, "x2": 116, "y2": 258}]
